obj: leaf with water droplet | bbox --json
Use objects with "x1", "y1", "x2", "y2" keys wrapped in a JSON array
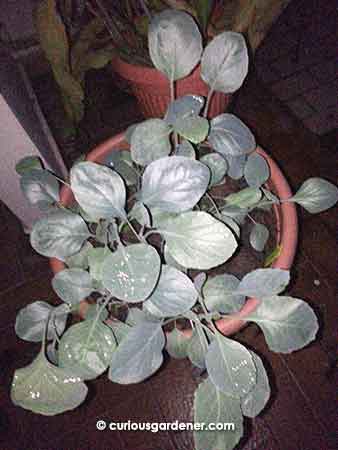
[
  {"x1": 240, "y1": 351, "x2": 270, "y2": 417},
  {"x1": 205, "y1": 334, "x2": 256, "y2": 398},
  {"x1": 11, "y1": 352, "x2": 88, "y2": 415},
  {"x1": 52, "y1": 268, "x2": 93, "y2": 306},
  {"x1": 58, "y1": 319, "x2": 116, "y2": 380},
  {"x1": 101, "y1": 244, "x2": 161, "y2": 302}
]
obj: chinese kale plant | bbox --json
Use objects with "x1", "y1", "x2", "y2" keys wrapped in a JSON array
[{"x1": 13, "y1": 10, "x2": 338, "y2": 450}]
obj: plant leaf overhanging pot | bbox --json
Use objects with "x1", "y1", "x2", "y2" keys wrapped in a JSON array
[{"x1": 50, "y1": 132, "x2": 298, "y2": 336}]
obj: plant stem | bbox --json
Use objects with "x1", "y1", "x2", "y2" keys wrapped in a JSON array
[
  {"x1": 170, "y1": 77, "x2": 179, "y2": 150},
  {"x1": 125, "y1": 218, "x2": 146, "y2": 243},
  {"x1": 247, "y1": 213, "x2": 258, "y2": 225},
  {"x1": 203, "y1": 89, "x2": 214, "y2": 118},
  {"x1": 205, "y1": 192, "x2": 221, "y2": 218}
]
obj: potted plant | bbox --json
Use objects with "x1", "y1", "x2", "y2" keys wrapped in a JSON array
[{"x1": 13, "y1": 10, "x2": 338, "y2": 450}]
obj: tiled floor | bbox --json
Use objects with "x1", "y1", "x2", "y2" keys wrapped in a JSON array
[
  {"x1": 255, "y1": 0, "x2": 337, "y2": 135},
  {"x1": 0, "y1": 69, "x2": 337, "y2": 449}
]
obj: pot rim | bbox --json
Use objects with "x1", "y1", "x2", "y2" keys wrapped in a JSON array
[{"x1": 50, "y1": 132, "x2": 298, "y2": 337}]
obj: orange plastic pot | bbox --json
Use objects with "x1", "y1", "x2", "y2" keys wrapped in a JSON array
[
  {"x1": 50, "y1": 132, "x2": 298, "y2": 336},
  {"x1": 111, "y1": 57, "x2": 231, "y2": 119}
]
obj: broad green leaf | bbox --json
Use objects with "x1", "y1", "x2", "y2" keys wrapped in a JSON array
[
  {"x1": 124, "y1": 123, "x2": 140, "y2": 143},
  {"x1": 30, "y1": 210, "x2": 90, "y2": 261},
  {"x1": 245, "y1": 296, "x2": 319, "y2": 353},
  {"x1": 290, "y1": 178, "x2": 338, "y2": 213},
  {"x1": 193, "y1": 272, "x2": 207, "y2": 292},
  {"x1": 166, "y1": 327, "x2": 191, "y2": 359},
  {"x1": 164, "y1": 244, "x2": 188, "y2": 273},
  {"x1": 129, "y1": 202, "x2": 151, "y2": 227},
  {"x1": 205, "y1": 335, "x2": 256, "y2": 397},
  {"x1": 175, "y1": 140, "x2": 196, "y2": 159},
  {"x1": 70, "y1": 161, "x2": 126, "y2": 220},
  {"x1": 15, "y1": 301, "x2": 68, "y2": 342},
  {"x1": 225, "y1": 187, "x2": 262, "y2": 208},
  {"x1": 20, "y1": 169, "x2": 59, "y2": 208},
  {"x1": 104, "y1": 150, "x2": 138, "y2": 186},
  {"x1": 236, "y1": 268, "x2": 290, "y2": 298},
  {"x1": 130, "y1": 119, "x2": 171, "y2": 166},
  {"x1": 140, "y1": 156, "x2": 210, "y2": 213},
  {"x1": 101, "y1": 244, "x2": 161, "y2": 302},
  {"x1": 165, "y1": 95, "x2": 204, "y2": 126},
  {"x1": 88, "y1": 246, "x2": 110, "y2": 285},
  {"x1": 58, "y1": 320, "x2": 116, "y2": 380},
  {"x1": 244, "y1": 153, "x2": 270, "y2": 187},
  {"x1": 161, "y1": 211, "x2": 237, "y2": 270},
  {"x1": 148, "y1": 10, "x2": 203, "y2": 81},
  {"x1": 203, "y1": 274, "x2": 245, "y2": 314},
  {"x1": 201, "y1": 32, "x2": 248, "y2": 93},
  {"x1": 108, "y1": 319, "x2": 131, "y2": 344},
  {"x1": 225, "y1": 154, "x2": 247, "y2": 180},
  {"x1": 208, "y1": 114, "x2": 255, "y2": 156},
  {"x1": 219, "y1": 215, "x2": 240, "y2": 237},
  {"x1": 16, "y1": 156, "x2": 43, "y2": 175},
  {"x1": 220, "y1": 205, "x2": 248, "y2": 224},
  {"x1": 65, "y1": 241, "x2": 93, "y2": 269},
  {"x1": 241, "y1": 351, "x2": 270, "y2": 417},
  {"x1": 200, "y1": 153, "x2": 228, "y2": 186},
  {"x1": 143, "y1": 265, "x2": 198, "y2": 317},
  {"x1": 11, "y1": 352, "x2": 87, "y2": 415},
  {"x1": 187, "y1": 324, "x2": 209, "y2": 369},
  {"x1": 194, "y1": 377, "x2": 243, "y2": 450},
  {"x1": 174, "y1": 116, "x2": 209, "y2": 144},
  {"x1": 249, "y1": 223, "x2": 269, "y2": 252},
  {"x1": 109, "y1": 321, "x2": 165, "y2": 383},
  {"x1": 52, "y1": 269, "x2": 93, "y2": 306},
  {"x1": 126, "y1": 308, "x2": 154, "y2": 326},
  {"x1": 150, "y1": 207, "x2": 178, "y2": 229}
]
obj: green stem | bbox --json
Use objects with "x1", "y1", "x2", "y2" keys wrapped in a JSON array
[
  {"x1": 203, "y1": 89, "x2": 214, "y2": 118},
  {"x1": 205, "y1": 193, "x2": 221, "y2": 218}
]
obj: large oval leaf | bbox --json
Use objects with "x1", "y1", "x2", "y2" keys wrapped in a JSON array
[
  {"x1": 58, "y1": 320, "x2": 116, "y2": 380},
  {"x1": 130, "y1": 119, "x2": 171, "y2": 166},
  {"x1": 20, "y1": 169, "x2": 59, "y2": 209},
  {"x1": 240, "y1": 351, "x2": 270, "y2": 418},
  {"x1": 236, "y1": 268, "x2": 290, "y2": 298},
  {"x1": 143, "y1": 265, "x2": 198, "y2": 317},
  {"x1": 244, "y1": 296, "x2": 318, "y2": 353},
  {"x1": 52, "y1": 268, "x2": 93, "y2": 306},
  {"x1": 148, "y1": 9, "x2": 203, "y2": 81},
  {"x1": 11, "y1": 352, "x2": 88, "y2": 415},
  {"x1": 201, "y1": 31, "x2": 248, "y2": 93},
  {"x1": 225, "y1": 154, "x2": 247, "y2": 179},
  {"x1": 174, "y1": 116, "x2": 209, "y2": 144},
  {"x1": 140, "y1": 156, "x2": 210, "y2": 213},
  {"x1": 109, "y1": 321, "x2": 165, "y2": 383},
  {"x1": 194, "y1": 377, "x2": 243, "y2": 450},
  {"x1": 200, "y1": 153, "x2": 228, "y2": 186},
  {"x1": 15, "y1": 301, "x2": 68, "y2": 342},
  {"x1": 244, "y1": 152, "x2": 270, "y2": 187},
  {"x1": 30, "y1": 210, "x2": 90, "y2": 261},
  {"x1": 225, "y1": 187, "x2": 262, "y2": 208},
  {"x1": 187, "y1": 324, "x2": 209, "y2": 369},
  {"x1": 208, "y1": 114, "x2": 256, "y2": 156},
  {"x1": 101, "y1": 244, "x2": 161, "y2": 302},
  {"x1": 203, "y1": 274, "x2": 245, "y2": 314},
  {"x1": 249, "y1": 223, "x2": 269, "y2": 252},
  {"x1": 290, "y1": 177, "x2": 338, "y2": 213},
  {"x1": 205, "y1": 335, "x2": 256, "y2": 398},
  {"x1": 161, "y1": 211, "x2": 237, "y2": 270},
  {"x1": 70, "y1": 161, "x2": 126, "y2": 220}
]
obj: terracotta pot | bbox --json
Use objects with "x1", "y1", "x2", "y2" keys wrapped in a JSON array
[
  {"x1": 50, "y1": 132, "x2": 298, "y2": 336},
  {"x1": 111, "y1": 56, "x2": 231, "y2": 119}
]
